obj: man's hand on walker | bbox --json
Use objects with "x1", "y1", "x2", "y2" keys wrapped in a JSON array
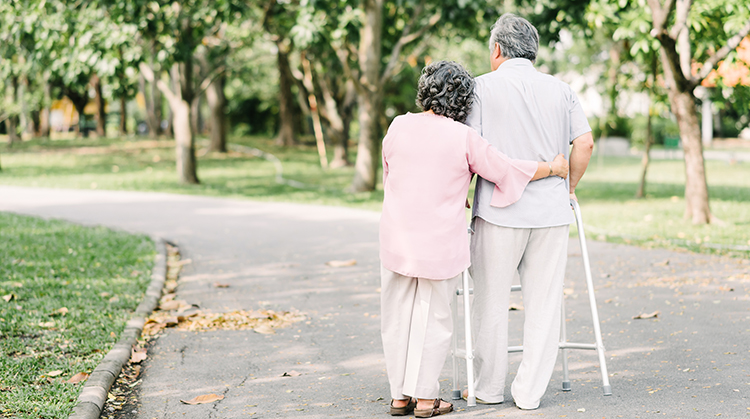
[
  {"x1": 551, "y1": 153, "x2": 569, "y2": 179},
  {"x1": 569, "y1": 191, "x2": 578, "y2": 203}
]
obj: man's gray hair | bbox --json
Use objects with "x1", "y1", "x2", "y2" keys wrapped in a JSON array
[{"x1": 488, "y1": 13, "x2": 539, "y2": 63}]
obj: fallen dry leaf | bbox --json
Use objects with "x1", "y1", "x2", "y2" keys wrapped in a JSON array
[
  {"x1": 159, "y1": 300, "x2": 185, "y2": 311},
  {"x1": 632, "y1": 310, "x2": 660, "y2": 319},
  {"x1": 253, "y1": 324, "x2": 276, "y2": 334},
  {"x1": 326, "y1": 259, "x2": 357, "y2": 268},
  {"x1": 66, "y1": 372, "x2": 89, "y2": 384},
  {"x1": 214, "y1": 282, "x2": 230, "y2": 288},
  {"x1": 168, "y1": 259, "x2": 192, "y2": 268},
  {"x1": 162, "y1": 317, "x2": 179, "y2": 327},
  {"x1": 2, "y1": 294, "x2": 15, "y2": 303},
  {"x1": 653, "y1": 259, "x2": 670, "y2": 267},
  {"x1": 46, "y1": 370, "x2": 63, "y2": 377},
  {"x1": 508, "y1": 304, "x2": 523, "y2": 311},
  {"x1": 39, "y1": 321, "x2": 55, "y2": 328},
  {"x1": 180, "y1": 393, "x2": 224, "y2": 405},
  {"x1": 50, "y1": 307, "x2": 68, "y2": 317},
  {"x1": 282, "y1": 370, "x2": 302, "y2": 377},
  {"x1": 130, "y1": 349, "x2": 148, "y2": 364}
]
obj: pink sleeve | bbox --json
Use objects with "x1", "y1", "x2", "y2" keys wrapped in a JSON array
[{"x1": 465, "y1": 128, "x2": 537, "y2": 208}]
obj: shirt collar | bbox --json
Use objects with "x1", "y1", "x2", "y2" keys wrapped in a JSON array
[{"x1": 495, "y1": 58, "x2": 534, "y2": 71}]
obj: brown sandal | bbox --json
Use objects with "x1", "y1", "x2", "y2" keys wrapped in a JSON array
[
  {"x1": 414, "y1": 398, "x2": 453, "y2": 418},
  {"x1": 390, "y1": 398, "x2": 416, "y2": 416}
]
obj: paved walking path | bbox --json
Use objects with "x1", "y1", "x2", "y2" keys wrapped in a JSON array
[{"x1": 1, "y1": 186, "x2": 748, "y2": 418}]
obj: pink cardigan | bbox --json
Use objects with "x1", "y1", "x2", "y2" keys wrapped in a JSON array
[{"x1": 380, "y1": 112, "x2": 537, "y2": 280}]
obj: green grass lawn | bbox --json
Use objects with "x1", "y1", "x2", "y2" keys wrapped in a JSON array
[
  {"x1": 575, "y1": 157, "x2": 750, "y2": 255},
  {"x1": 0, "y1": 213, "x2": 155, "y2": 418},
  {"x1": 0, "y1": 135, "x2": 383, "y2": 211},
  {"x1": 1, "y1": 135, "x2": 749, "y2": 255}
]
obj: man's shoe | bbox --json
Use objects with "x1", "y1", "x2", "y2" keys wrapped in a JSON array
[{"x1": 461, "y1": 389, "x2": 502, "y2": 405}]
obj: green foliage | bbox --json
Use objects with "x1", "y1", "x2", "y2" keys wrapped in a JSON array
[{"x1": 0, "y1": 213, "x2": 154, "y2": 418}]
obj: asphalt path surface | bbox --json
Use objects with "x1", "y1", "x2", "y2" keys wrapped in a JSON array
[{"x1": 1, "y1": 186, "x2": 748, "y2": 419}]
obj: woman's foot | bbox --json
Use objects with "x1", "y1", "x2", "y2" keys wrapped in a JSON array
[
  {"x1": 414, "y1": 398, "x2": 453, "y2": 417},
  {"x1": 390, "y1": 398, "x2": 416, "y2": 416}
]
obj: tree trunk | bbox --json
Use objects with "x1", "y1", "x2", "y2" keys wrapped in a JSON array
[
  {"x1": 20, "y1": 76, "x2": 34, "y2": 137},
  {"x1": 172, "y1": 62, "x2": 199, "y2": 184},
  {"x1": 39, "y1": 81, "x2": 51, "y2": 138},
  {"x1": 669, "y1": 90, "x2": 711, "y2": 223},
  {"x1": 173, "y1": 98, "x2": 198, "y2": 183},
  {"x1": 205, "y1": 74, "x2": 227, "y2": 152},
  {"x1": 275, "y1": 40, "x2": 297, "y2": 146},
  {"x1": 91, "y1": 74, "x2": 106, "y2": 137},
  {"x1": 140, "y1": 59, "x2": 163, "y2": 137},
  {"x1": 119, "y1": 94, "x2": 128, "y2": 135},
  {"x1": 191, "y1": 92, "x2": 202, "y2": 136},
  {"x1": 6, "y1": 116, "x2": 19, "y2": 145},
  {"x1": 320, "y1": 78, "x2": 355, "y2": 168},
  {"x1": 636, "y1": 107, "x2": 653, "y2": 199},
  {"x1": 7, "y1": 77, "x2": 20, "y2": 145},
  {"x1": 350, "y1": 0, "x2": 384, "y2": 192}
]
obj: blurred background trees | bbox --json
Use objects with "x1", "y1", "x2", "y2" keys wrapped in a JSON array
[{"x1": 1, "y1": 0, "x2": 749, "y2": 222}]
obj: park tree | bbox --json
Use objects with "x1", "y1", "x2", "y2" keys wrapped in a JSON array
[
  {"x1": 106, "y1": 0, "x2": 246, "y2": 184},
  {"x1": 299, "y1": 0, "x2": 498, "y2": 192},
  {"x1": 534, "y1": 0, "x2": 749, "y2": 223},
  {"x1": 263, "y1": 0, "x2": 300, "y2": 148},
  {"x1": 646, "y1": 0, "x2": 750, "y2": 223}
]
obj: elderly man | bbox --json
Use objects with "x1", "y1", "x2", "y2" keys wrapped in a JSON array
[{"x1": 465, "y1": 14, "x2": 594, "y2": 410}]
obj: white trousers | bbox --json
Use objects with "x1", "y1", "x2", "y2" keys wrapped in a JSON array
[
  {"x1": 469, "y1": 217, "x2": 569, "y2": 409},
  {"x1": 380, "y1": 265, "x2": 460, "y2": 400}
]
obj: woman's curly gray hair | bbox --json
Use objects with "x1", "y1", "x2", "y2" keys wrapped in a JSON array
[{"x1": 416, "y1": 61, "x2": 475, "y2": 123}]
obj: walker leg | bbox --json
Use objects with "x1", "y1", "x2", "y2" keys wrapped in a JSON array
[
  {"x1": 572, "y1": 200, "x2": 612, "y2": 396},
  {"x1": 462, "y1": 270, "x2": 476, "y2": 407},
  {"x1": 560, "y1": 289, "x2": 571, "y2": 391},
  {"x1": 451, "y1": 287, "x2": 461, "y2": 400}
]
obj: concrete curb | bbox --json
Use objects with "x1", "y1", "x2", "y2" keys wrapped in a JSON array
[{"x1": 69, "y1": 235, "x2": 168, "y2": 419}]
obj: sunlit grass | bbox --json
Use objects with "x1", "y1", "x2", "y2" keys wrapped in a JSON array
[
  {"x1": 0, "y1": 213, "x2": 154, "y2": 418},
  {"x1": 0, "y1": 136, "x2": 383, "y2": 211}
]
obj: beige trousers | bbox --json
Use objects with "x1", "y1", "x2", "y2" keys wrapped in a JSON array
[
  {"x1": 469, "y1": 217, "x2": 569, "y2": 409},
  {"x1": 380, "y1": 265, "x2": 460, "y2": 400}
]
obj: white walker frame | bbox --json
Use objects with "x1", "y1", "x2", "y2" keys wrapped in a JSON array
[{"x1": 451, "y1": 200, "x2": 612, "y2": 407}]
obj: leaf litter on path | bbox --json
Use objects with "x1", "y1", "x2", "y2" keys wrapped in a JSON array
[
  {"x1": 143, "y1": 308, "x2": 306, "y2": 335},
  {"x1": 326, "y1": 259, "x2": 357, "y2": 267},
  {"x1": 632, "y1": 310, "x2": 660, "y2": 319},
  {"x1": 130, "y1": 349, "x2": 147, "y2": 364},
  {"x1": 180, "y1": 393, "x2": 224, "y2": 405}
]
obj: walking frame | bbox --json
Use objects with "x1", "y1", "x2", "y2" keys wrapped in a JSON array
[{"x1": 451, "y1": 199, "x2": 612, "y2": 407}]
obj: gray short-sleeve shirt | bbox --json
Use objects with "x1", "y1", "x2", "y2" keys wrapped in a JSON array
[{"x1": 467, "y1": 58, "x2": 591, "y2": 228}]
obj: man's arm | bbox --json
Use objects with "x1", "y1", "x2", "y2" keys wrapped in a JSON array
[{"x1": 569, "y1": 131, "x2": 594, "y2": 202}]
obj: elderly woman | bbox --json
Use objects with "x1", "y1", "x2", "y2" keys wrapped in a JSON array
[{"x1": 379, "y1": 61, "x2": 568, "y2": 418}]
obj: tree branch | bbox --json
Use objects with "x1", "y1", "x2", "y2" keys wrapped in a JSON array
[
  {"x1": 381, "y1": 10, "x2": 441, "y2": 85},
  {"x1": 194, "y1": 65, "x2": 227, "y2": 100},
  {"x1": 138, "y1": 62, "x2": 179, "y2": 107},
  {"x1": 694, "y1": 18, "x2": 750, "y2": 83},
  {"x1": 647, "y1": 0, "x2": 676, "y2": 37},
  {"x1": 332, "y1": 41, "x2": 364, "y2": 95},
  {"x1": 668, "y1": 0, "x2": 693, "y2": 39}
]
